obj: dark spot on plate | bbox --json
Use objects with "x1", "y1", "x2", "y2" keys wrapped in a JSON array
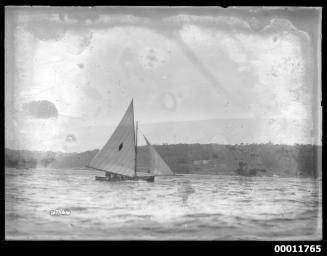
[
  {"x1": 22, "y1": 100, "x2": 58, "y2": 119},
  {"x1": 65, "y1": 134, "x2": 77, "y2": 143}
]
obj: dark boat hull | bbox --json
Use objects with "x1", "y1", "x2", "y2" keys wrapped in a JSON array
[{"x1": 95, "y1": 175, "x2": 154, "y2": 182}]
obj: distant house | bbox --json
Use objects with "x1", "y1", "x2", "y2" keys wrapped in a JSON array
[{"x1": 193, "y1": 160, "x2": 211, "y2": 165}]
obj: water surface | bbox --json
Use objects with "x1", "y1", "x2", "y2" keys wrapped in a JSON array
[{"x1": 5, "y1": 168, "x2": 322, "y2": 240}]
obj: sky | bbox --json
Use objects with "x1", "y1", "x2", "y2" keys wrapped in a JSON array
[{"x1": 5, "y1": 7, "x2": 322, "y2": 152}]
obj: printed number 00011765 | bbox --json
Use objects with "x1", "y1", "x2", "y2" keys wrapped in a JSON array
[{"x1": 274, "y1": 245, "x2": 321, "y2": 253}]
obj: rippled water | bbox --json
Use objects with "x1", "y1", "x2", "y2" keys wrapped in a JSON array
[{"x1": 5, "y1": 168, "x2": 322, "y2": 240}]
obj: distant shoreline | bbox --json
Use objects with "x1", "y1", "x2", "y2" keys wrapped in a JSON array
[{"x1": 5, "y1": 144, "x2": 322, "y2": 178}]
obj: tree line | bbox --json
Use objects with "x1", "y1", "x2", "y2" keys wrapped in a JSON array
[{"x1": 5, "y1": 143, "x2": 321, "y2": 178}]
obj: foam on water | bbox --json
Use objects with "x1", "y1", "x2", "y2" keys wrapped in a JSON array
[{"x1": 5, "y1": 168, "x2": 322, "y2": 240}]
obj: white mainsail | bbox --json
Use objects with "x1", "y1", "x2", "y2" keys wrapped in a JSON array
[
  {"x1": 143, "y1": 135, "x2": 175, "y2": 176},
  {"x1": 89, "y1": 100, "x2": 136, "y2": 177}
]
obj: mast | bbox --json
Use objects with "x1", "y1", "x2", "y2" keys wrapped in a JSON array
[
  {"x1": 131, "y1": 98, "x2": 137, "y2": 177},
  {"x1": 135, "y1": 121, "x2": 138, "y2": 177}
]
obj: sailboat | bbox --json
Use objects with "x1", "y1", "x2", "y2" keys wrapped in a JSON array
[{"x1": 87, "y1": 99, "x2": 155, "y2": 182}]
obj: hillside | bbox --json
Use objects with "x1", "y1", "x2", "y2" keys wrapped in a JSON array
[{"x1": 5, "y1": 144, "x2": 321, "y2": 178}]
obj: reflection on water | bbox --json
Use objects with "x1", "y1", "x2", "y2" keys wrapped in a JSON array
[
  {"x1": 5, "y1": 168, "x2": 322, "y2": 240},
  {"x1": 177, "y1": 179, "x2": 195, "y2": 205}
]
